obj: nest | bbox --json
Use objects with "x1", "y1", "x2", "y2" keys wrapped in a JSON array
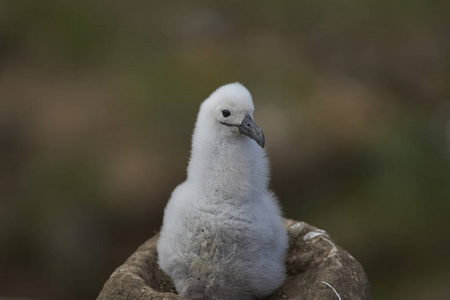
[{"x1": 98, "y1": 218, "x2": 372, "y2": 300}]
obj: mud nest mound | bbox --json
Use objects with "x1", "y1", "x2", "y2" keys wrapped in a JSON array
[{"x1": 98, "y1": 218, "x2": 372, "y2": 299}]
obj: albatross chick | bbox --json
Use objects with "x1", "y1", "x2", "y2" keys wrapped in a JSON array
[{"x1": 157, "y1": 83, "x2": 288, "y2": 300}]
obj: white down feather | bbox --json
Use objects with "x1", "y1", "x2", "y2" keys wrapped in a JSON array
[{"x1": 157, "y1": 83, "x2": 288, "y2": 300}]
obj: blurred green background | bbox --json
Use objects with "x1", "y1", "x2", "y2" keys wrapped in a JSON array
[{"x1": 1, "y1": 1, "x2": 449, "y2": 299}]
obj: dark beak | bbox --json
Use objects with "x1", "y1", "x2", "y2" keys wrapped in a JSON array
[{"x1": 238, "y1": 114, "x2": 265, "y2": 148}]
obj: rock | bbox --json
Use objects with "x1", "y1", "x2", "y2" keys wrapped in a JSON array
[{"x1": 98, "y1": 218, "x2": 372, "y2": 300}]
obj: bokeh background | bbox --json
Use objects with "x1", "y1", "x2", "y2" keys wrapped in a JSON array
[{"x1": 1, "y1": 1, "x2": 450, "y2": 299}]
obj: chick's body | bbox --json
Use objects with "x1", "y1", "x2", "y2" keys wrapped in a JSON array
[{"x1": 157, "y1": 83, "x2": 288, "y2": 300}]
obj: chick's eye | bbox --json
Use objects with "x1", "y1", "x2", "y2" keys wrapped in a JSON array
[{"x1": 222, "y1": 110, "x2": 231, "y2": 118}]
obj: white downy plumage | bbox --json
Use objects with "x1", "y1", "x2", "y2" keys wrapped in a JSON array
[{"x1": 157, "y1": 83, "x2": 288, "y2": 300}]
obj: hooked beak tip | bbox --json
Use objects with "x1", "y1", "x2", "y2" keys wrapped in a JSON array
[{"x1": 238, "y1": 114, "x2": 265, "y2": 148}]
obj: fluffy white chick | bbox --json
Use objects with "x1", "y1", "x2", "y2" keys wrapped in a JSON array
[{"x1": 157, "y1": 83, "x2": 288, "y2": 300}]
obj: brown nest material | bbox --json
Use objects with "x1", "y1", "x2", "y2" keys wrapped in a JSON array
[{"x1": 98, "y1": 218, "x2": 372, "y2": 300}]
